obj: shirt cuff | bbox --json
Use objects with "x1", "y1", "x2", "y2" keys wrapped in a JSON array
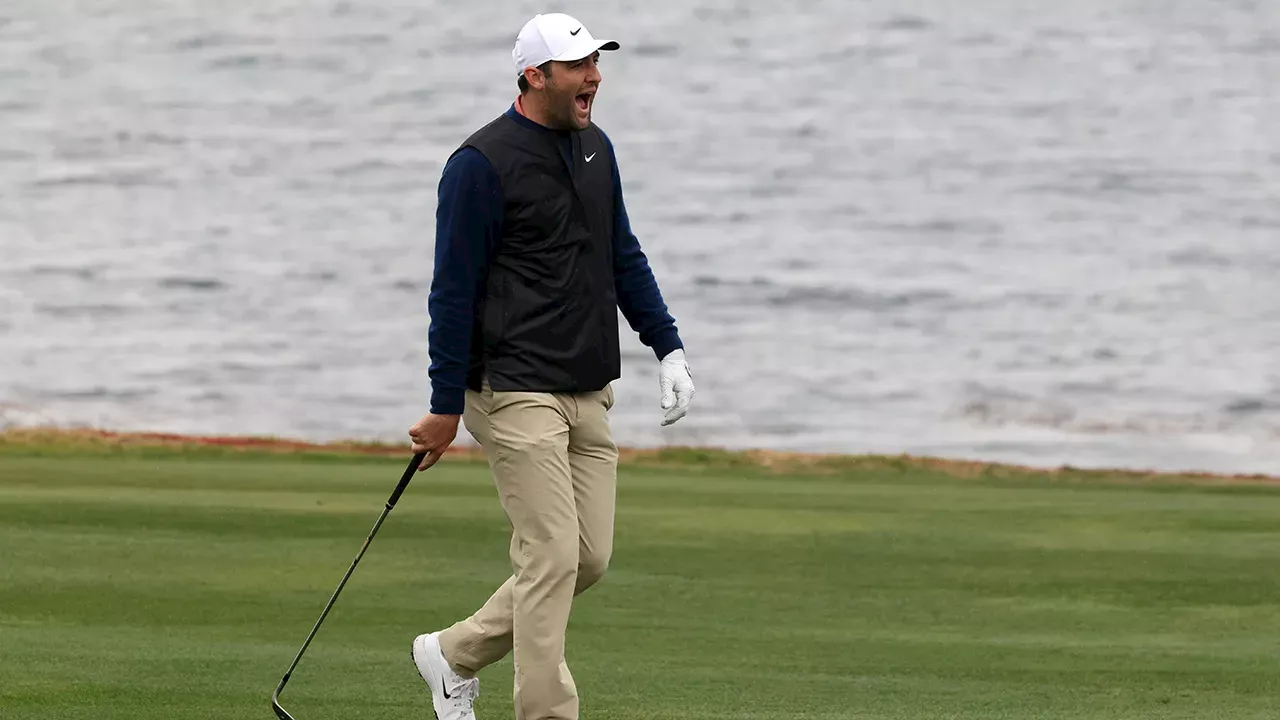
[
  {"x1": 650, "y1": 328, "x2": 684, "y2": 362},
  {"x1": 430, "y1": 388, "x2": 466, "y2": 416}
]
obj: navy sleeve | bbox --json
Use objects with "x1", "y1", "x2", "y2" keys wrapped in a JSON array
[
  {"x1": 427, "y1": 147, "x2": 502, "y2": 415},
  {"x1": 603, "y1": 133, "x2": 684, "y2": 361}
]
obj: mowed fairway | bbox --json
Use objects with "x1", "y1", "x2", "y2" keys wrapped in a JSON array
[{"x1": 2, "y1": 441, "x2": 1279, "y2": 719}]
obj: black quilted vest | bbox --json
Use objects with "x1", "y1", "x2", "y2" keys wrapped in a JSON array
[{"x1": 457, "y1": 112, "x2": 619, "y2": 394}]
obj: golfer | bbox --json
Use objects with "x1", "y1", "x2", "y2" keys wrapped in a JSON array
[{"x1": 406, "y1": 12, "x2": 694, "y2": 720}]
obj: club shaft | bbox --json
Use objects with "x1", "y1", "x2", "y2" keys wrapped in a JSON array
[
  {"x1": 273, "y1": 453, "x2": 426, "y2": 705},
  {"x1": 277, "y1": 503, "x2": 391, "y2": 682}
]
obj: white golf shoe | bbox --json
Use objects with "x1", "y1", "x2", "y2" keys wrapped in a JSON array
[{"x1": 412, "y1": 632, "x2": 480, "y2": 719}]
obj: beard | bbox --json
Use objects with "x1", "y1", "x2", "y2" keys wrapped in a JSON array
[{"x1": 543, "y1": 77, "x2": 591, "y2": 131}]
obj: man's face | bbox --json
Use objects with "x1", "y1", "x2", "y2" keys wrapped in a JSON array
[{"x1": 540, "y1": 51, "x2": 602, "y2": 131}]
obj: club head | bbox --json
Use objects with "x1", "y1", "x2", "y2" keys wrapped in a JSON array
[{"x1": 272, "y1": 678, "x2": 296, "y2": 719}]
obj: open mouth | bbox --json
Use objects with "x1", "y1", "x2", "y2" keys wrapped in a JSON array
[{"x1": 575, "y1": 92, "x2": 593, "y2": 112}]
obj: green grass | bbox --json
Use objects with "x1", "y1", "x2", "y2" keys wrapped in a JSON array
[{"x1": 1, "y1": 442, "x2": 1279, "y2": 719}]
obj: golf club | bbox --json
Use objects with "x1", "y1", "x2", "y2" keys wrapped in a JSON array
[{"x1": 271, "y1": 452, "x2": 427, "y2": 720}]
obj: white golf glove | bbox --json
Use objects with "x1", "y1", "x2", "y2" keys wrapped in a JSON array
[{"x1": 658, "y1": 348, "x2": 694, "y2": 426}]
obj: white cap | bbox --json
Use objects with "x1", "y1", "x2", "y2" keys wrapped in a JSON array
[{"x1": 512, "y1": 13, "x2": 619, "y2": 77}]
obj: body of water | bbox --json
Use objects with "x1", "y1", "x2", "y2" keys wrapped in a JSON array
[{"x1": 2, "y1": 0, "x2": 1278, "y2": 474}]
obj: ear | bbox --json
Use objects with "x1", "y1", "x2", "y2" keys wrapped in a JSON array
[{"x1": 523, "y1": 65, "x2": 548, "y2": 91}]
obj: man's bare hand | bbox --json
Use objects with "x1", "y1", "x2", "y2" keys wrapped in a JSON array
[{"x1": 408, "y1": 413, "x2": 461, "y2": 470}]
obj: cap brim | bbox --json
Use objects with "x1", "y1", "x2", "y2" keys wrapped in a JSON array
[{"x1": 552, "y1": 38, "x2": 620, "y2": 63}]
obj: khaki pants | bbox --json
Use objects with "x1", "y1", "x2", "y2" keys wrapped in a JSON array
[{"x1": 438, "y1": 379, "x2": 618, "y2": 720}]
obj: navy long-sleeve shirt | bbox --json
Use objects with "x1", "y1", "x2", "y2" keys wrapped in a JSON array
[{"x1": 426, "y1": 105, "x2": 683, "y2": 415}]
